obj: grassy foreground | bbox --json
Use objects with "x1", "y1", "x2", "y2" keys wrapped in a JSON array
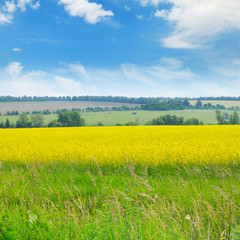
[{"x1": 0, "y1": 162, "x2": 240, "y2": 239}]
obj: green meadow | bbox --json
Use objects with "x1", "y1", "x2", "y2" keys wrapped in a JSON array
[
  {"x1": 0, "y1": 162, "x2": 239, "y2": 239},
  {"x1": 0, "y1": 109, "x2": 234, "y2": 126}
]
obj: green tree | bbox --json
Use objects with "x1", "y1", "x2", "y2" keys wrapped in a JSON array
[
  {"x1": 195, "y1": 100, "x2": 203, "y2": 109},
  {"x1": 57, "y1": 111, "x2": 85, "y2": 127},
  {"x1": 4, "y1": 119, "x2": 10, "y2": 128},
  {"x1": 16, "y1": 113, "x2": 31, "y2": 128},
  {"x1": 48, "y1": 120, "x2": 60, "y2": 128},
  {"x1": 215, "y1": 110, "x2": 228, "y2": 125},
  {"x1": 30, "y1": 114, "x2": 44, "y2": 128},
  {"x1": 153, "y1": 117, "x2": 164, "y2": 125},
  {"x1": 183, "y1": 99, "x2": 191, "y2": 107},
  {"x1": 184, "y1": 118, "x2": 203, "y2": 125},
  {"x1": 42, "y1": 109, "x2": 51, "y2": 115},
  {"x1": 229, "y1": 111, "x2": 239, "y2": 125},
  {"x1": 96, "y1": 122, "x2": 104, "y2": 126}
]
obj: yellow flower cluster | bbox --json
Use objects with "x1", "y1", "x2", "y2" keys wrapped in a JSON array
[{"x1": 0, "y1": 126, "x2": 240, "y2": 166}]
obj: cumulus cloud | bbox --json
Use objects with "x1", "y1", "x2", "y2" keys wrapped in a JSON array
[
  {"x1": 0, "y1": 62, "x2": 102, "y2": 96},
  {"x1": 0, "y1": 11, "x2": 12, "y2": 24},
  {"x1": 58, "y1": 0, "x2": 114, "y2": 24},
  {"x1": 3, "y1": 1, "x2": 16, "y2": 13},
  {"x1": 3, "y1": 60, "x2": 239, "y2": 97},
  {"x1": 16, "y1": 0, "x2": 40, "y2": 11},
  {"x1": 143, "y1": 0, "x2": 240, "y2": 49},
  {"x1": 0, "y1": 0, "x2": 40, "y2": 24},
  {"x1": 30, "y1": 1, "x2": 40, "y2": 10},
  {"x1": 6, "y1": 62, "x2": 24, "y2": 76}
]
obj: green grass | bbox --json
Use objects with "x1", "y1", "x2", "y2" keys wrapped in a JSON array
[
  {"x1": 0, "y1": 109, "x2": 236, "y2": 126},
  {"x1": 0, "y1": 162, "x2": 240, "y2": 239},
  {"x1": 81, "y1": 110, "x2": 220, "y2": 125}
]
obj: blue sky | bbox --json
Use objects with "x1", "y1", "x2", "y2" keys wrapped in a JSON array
[{"x1": 1, "y1": 0, "x2": 240, "y2": 97}]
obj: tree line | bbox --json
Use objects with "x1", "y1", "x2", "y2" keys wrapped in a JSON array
[
  {"x1": 0, "y1": 106, "x2": 140, "y2": 117},
  {"x1": 215, "y1": 110, "x2": 240, "y2": 125},
  {"x1": 0, "y1": 111, "x2": 85, "y2": 129},
  {"x1": 192, "y1": 97, "x2": 240, "y2": 101},
  {"x1": 141, "y1": 100, "x2": 225, "y2": 111},
  {"x1": 145, "y1": 115, "x2": 203, "y2": 126},
  {"x1": 145, "y1": 110, "x2": 240, "y2": 126},
  {"x1": 2, "y1": 95, "x2": 240, "y2": 104},
  {"x1": 0, "y1": 95, "x2": 165, "y2": 104}
]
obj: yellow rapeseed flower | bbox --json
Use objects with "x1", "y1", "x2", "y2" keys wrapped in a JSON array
[{"x1": 0, "y1": 126, "x2": 239, "y2": 166}]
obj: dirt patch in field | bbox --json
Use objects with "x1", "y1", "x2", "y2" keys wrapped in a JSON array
[{"x1": 0, "y1": 101, "x2": 140, "y2": 114}]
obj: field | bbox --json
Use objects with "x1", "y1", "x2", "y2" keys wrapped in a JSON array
[
  {"x1": 190, "y1": 100, "x2": 240, "y2": 107},
  {"x1": 0, "y1": 101, "x2": 140, "y2": 115},
  {"x1": 1, "y1": 126, "x2": 240, "y2": 239},
  {"x1": 0, "y1": 109, "x2": 233, "y2": 126},
  {"x1": 81, "y1": 109, "x2": 221, "y2": 125},
  {"x1": 1, "y1": 125, "x2": 240, "y2": 165},
  {"x1": 1, "y1": 100, "x2": 240, "y2": 126},
  {"x1": 1, "y1": 100, "x2": 239, "y2": 116}
]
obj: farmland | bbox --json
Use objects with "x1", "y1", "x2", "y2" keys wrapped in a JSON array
[
  {"x1": 190, "y1": 100, "x2": 240, "y2": 108},
  {"x1": 81, "y1": 109, "x2": 220, "y2": 125},
  {"x1": 1, "y1": 125, "x2": 240, "y2": 165},
  {"x1": 0, "y1": 109, "x2": 235, "y2": 126},
  {"x1": 0, "y1": 101, "x2": 140, "y2": 115},
  {"x1": 0, "y1": 125, "x2": 240, "y2": 239},
  {"x1": 1, "y1": 100, "x2": 240, "y2": 126}
]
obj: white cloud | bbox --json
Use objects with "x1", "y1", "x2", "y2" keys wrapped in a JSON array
[
  {"x1": 30, "y1": 1, "x2": 40, "y2": 10},
  {"x1": 3, "y1": 60, "x2": 240, "y2": 98},
  {"x1": 69, "y1": 63, "x2": 88, "y2": 78},
  {"x1": 58, "y1": 0, "x2": 114, "y2": 24},
  {"x1": 139, "y1": 0, "x2": 163, "y2": 7},
  {"x1": 0, "y1": 62, "x2": 102, "y2": 96},
  {"x1": 0, "y1": 0, "x2": 40, "y2": 24},
  {"x1": 154, "y1": 9, "x2": 167, "y2": 18},
  {"x1": 6, "y1": 62, "x2": 24, "y2": 76},
  {"x1": 17, "y1": 0, "x2": 40, "y2": 11},
  {"x1": 3, "y1": 1, "x2": 16, "y2": 13},
  {"x1": 0, "y1": 11, "x2": 12, "y2": 24},
  {"x1": 12, "y1": 47, "x2": 22, "y2": 52},
  {"x1": 124, "y1": 5, "x2": 131, "y2": 11},
  {"x1": 17, "y1": 0, "x2": 32, "y2": 11},
  {"x1": 122, "y1": 57, "x2": 193, "y2": 83},
  {"x1": 54, "y1": 75, "x2": 99, "y2": 94},
  {"x1": 136, "y1": 14, "x2": 144, "y2": 20},
  {"x1": 141, "y1": 1, "x2": 234, "y2": 48},
  {"x1": 160, "y1": 57, "x2": 183, "y2": 69},
  {"x1": 151, "y1": 0, "x2": 240, "y2": 49},
  {"x1": 212, "y1": 59, "x2": 240, "y2": 78},
  {"x1": 121, "y1": 64, "x2": 155, "y2": 85},
  {"x1": 55, "y1": 76, "x2": 82, "y2": 92}
]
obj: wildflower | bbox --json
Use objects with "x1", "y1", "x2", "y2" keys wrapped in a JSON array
[{"x1": 29, "y1": 213, "x2": 38, "y2": 223}]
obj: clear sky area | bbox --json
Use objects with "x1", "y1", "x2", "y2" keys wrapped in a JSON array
[{"x1": 1, "y1": 0, "x2": 240, "y2": 97}]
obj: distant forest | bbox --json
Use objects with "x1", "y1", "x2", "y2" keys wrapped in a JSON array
[{"x1": 1, "y1": 95, "x2": 240, "y2": 104}]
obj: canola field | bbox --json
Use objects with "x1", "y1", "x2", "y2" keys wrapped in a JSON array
[{"x1": 1, "y1": 125, "x2": 240, "y2": 166}]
